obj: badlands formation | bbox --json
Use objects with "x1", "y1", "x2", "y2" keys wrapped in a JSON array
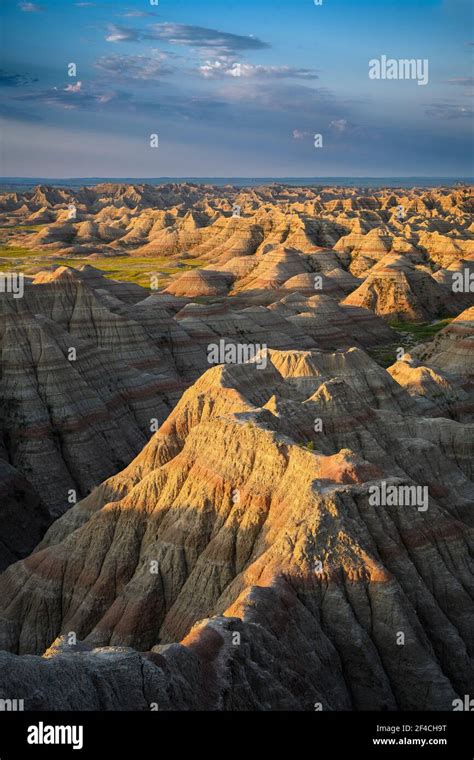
[{"x1": 0, "y1": 183, "x2": 472, "y2": 710}]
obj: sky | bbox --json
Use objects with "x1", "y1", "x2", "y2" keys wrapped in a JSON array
[{"x1": 0, "y1": 0, "x2": 473, "y2": 177}]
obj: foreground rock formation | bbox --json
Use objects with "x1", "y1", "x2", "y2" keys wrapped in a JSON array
[{"x1": 0, "y1": 346, "x2": 473, "y2": 710}]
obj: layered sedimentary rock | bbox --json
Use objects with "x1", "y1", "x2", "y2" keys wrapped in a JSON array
[
  {"x1": 0, "y1": 272, "x2": 187, "y2": 529},
  {"x1": 0, "y1": 459, "x2": 49, "y2": 571},
  {"x1": 411, "y1": 306, "x2": 474, "y2": 376},
  {"x1": 0, "y1": 182, "x2": 472, "y2": 712},
  {"x1": 2, "y1": 184, "x2": 473, "y2": 320},
  {"x1": 343, "y1": 254, "x2": 462, "y2": 321},
  {"x1": 0, "y1": 348, "x2": 472, "y2": 710},
  {"x1": 387, "y1": 307, "x2": 474, "y2": 421},
  {"x1": 0, "y1": 265, "x2": 396, "y2": 532}
]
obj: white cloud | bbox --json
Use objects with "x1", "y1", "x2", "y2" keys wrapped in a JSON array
[
  {"x1": 329, "y1": 118, "x2": 348, "y2": 133},
  {"x1": 95, "y1": 53, "x2": 174, "y2": 80},
  {"x1": 292, "y1": 129, "x2": 310, "y2": 140},
  {"x1": 64, "y1": 81, "x2": 82, "y2": 93},
  {"x1": 105, "y1": 22, "x2": 269, "y2": 56},
  {"x1": 19, "y1": 2, "x2": 44, "y2": 11},
  {"x1": 198, "y1": 61, "x2": 318, "y2": 80}
]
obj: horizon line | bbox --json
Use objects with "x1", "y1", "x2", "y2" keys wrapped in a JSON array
[{"x1": 1, "y1": 176, "x2": 473, "y2": 180}]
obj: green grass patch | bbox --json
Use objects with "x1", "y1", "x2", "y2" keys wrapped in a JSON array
[
  {"x1": 369, "y1": 318, "x2": 454, "y2": 368},
  {"x1": 368, "y1": 346, "x2": 400, "y2": 368},
  {"x1": 0, "y1": 246, "x2": 40, "y2": 258},
  {"x1": 11, "y1": 224, "x2": 47, "y2": 231},
  {"x1": 389, "y1": 318, "x2": 453, "y2": 342},
  {"x1": 0, "y1": 248, "x2": 208, "y2": 288}
]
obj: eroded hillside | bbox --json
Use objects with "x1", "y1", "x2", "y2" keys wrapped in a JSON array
[{"x1": 0, "y1": 183, "x2": 472, "y2": 710}]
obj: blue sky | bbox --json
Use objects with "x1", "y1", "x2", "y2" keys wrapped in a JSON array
[{"x1": 1, "y1": 0, "x2": 473, "y2": 177}]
